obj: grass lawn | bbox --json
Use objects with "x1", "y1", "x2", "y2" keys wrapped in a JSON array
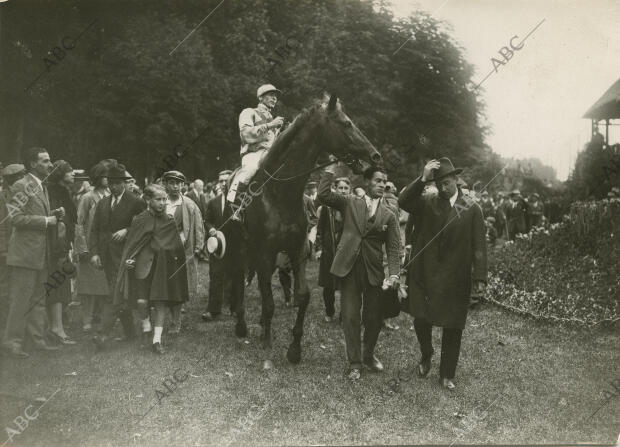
[{"x1": 1, "y1": 259, "x2": 619, "y2": 446}]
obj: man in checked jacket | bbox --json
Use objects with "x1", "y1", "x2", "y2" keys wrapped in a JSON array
[{"x1": 319, "y1": 163, "x2": 401, "y2": 380}]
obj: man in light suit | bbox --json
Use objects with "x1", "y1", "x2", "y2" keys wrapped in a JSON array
[
  {"x1": 3, "y1": 148, "x2": 60, "y2": 357},
  {"x1": 89, "y1": 162, "x2": 146, "y2": 348},
  {"x1": 319, "y1": 164, "x2": 401, "y2": 380}
]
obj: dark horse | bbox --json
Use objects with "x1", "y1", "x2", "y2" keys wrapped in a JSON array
[{"x1": 230, "y1": 94, "x2": 382, "y2": 365}]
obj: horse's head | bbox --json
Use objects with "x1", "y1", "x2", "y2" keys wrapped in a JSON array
[{"x1": 320, "y1": 94, "x2": 382, "y2": 174}]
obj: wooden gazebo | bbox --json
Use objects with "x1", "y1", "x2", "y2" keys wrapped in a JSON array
[{"x1": 583, "y1": 77, "x2": 620, "y2": 143}]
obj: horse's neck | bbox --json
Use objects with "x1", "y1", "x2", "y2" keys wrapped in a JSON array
[{"x1": 261, "y1": 122, "x2": 322, "y2": 196}]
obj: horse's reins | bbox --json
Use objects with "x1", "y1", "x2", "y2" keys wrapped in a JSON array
[{"x1": 261, "y1": 155, "x2": 354, "y2": 183}]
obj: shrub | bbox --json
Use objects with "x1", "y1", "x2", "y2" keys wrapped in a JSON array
[{"x1": 487, "y1": 198, "x2": 620, "y2": 325}]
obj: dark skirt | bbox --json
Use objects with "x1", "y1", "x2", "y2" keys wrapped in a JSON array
[
  {"x1": 137, "y1": 250, "x2": 188, "y2": 305},
  {"x1": 45, "y1": 256, "x2": 73, "y2": 306}
]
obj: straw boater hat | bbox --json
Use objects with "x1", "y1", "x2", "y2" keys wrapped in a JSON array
[
  {"x1": 428, "y1": 157, "x2": 463, "y2": 182},
  {"x1": 206, "y1": 230, "x2": 226, "y2": 259}
]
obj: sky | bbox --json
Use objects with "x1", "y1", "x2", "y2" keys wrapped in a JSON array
[{"x1": 387, "y1": 0, "x2": 620, "y2": 180}]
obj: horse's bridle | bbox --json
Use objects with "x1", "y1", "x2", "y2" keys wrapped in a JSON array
[{"x1": 262, "y1": 153, "x2": 360, "y2": 183}]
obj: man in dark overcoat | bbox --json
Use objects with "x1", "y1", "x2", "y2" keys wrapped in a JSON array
[
  {"x1": 398, "y1": 158, "x2": 487, "y2": 390},
  {"x1": 89, "y1": 162, "x2": 146, "y2": 348},
  {"x1": 319, "y1": 164, "x2": 401, "y2": 380}
]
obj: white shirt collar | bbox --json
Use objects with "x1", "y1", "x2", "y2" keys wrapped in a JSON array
[
  {"x1": 364, "y1": 195, "x2": 381, "y2": 216},
  {"x1": 449, "y1": 190, "x2": 459, "y2": 208},
  {"x1": 112, "y1": 190, "x2": 125, "y2": 204},
  {"x1": 257, "y1": 103, "x2": 271, "y2": 114}
]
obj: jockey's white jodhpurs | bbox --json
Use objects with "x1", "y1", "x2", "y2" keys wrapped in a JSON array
[{"x1": 227, "y1": 149, "x2": 268, "y2": 202}]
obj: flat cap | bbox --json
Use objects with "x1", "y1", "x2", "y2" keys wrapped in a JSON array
[{"x1": 162, "y1": 170, "x2": 187, "y2": 182}]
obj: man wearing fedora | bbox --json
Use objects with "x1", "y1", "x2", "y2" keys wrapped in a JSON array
[
  {"x1": 227, "y1": 84, "x2": 285, "y2": 219},
  {"x1": 162, "y1": 170, "x2": 204, "y2": 333},
  {"x1": 89, "y1": 162, "x2": 146, "y2": 348},
  {"x1": 203, "y1": 169, "x2": 244, "y2": 321},
  {"x1": 319, "y1": 164, "x2": 401, "y2": 380},
  {"x1": 399, "y1": 158, "x2": 487, "y2": 390}
]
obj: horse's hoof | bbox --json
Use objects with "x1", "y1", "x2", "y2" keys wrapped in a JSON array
[
  {"x1": 287, "y1": 343, "x2": 301, "y2": 364},
  {"x1": 235, "y1": 321, "x2": 247, "y2": 338},
  {"x1": 262, "y1": 360, "x2": 274, "y2": 370}
]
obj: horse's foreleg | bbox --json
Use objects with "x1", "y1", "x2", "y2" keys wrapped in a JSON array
[
  {"x1": 287, "y1": 243, "x2": 311, "y2": 364},
  {"x1": 257, "y1": 260, "x2": 275, "y2": 350}
]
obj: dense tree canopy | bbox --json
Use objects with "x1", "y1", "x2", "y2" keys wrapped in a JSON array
[{"x1": 1, "y1": 0, "x2": 489, "y2": 186}]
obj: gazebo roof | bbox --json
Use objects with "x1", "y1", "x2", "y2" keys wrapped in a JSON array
[{"x1": 584, "y1": 77, "x2": 620, "y2": 120}]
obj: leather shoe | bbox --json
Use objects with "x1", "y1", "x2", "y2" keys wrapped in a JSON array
[
  {"x1": 49, "y1": 331, "x2": 77, "y2": 345},
  {"x1": 441, "y1": 378, "x2": 456, "y2": 390},
  {"x1": 418, "y1": 357, "x2": 432, "y2": 378},
  {"x1": 5, "y1": 346, "x2": 29, "y2": 358},
  {"x1": 346, "y1": 367, "x2": 361, "y2": 381},
  {"x1": 363, "y1": 356, "x2": 384, "y2": 373},
  {"x1": 152, "y1": 342, "x2": 165, "y2": 355},
  {"x1": 201, "y1": 312, "x2": 220, "y2": 322},
  {"x1": 92, "y1": 335, "x2": 108, "y2": 351},
  {"x1": 140, "y1": 331, "x2": 152, "y2": 349}
]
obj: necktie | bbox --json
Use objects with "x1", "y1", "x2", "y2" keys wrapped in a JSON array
[{"x1": 111, "y1": 197, "x2": 117, "y2": 210}]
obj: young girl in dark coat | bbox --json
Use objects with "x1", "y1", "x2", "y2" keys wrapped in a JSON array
[{"x1": 117, "y1": 184, "x2": 188, "y2": 354}]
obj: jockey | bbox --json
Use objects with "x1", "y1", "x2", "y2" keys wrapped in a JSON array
[{"x1": 227, "y1": 84, "x2": 284, "y2": 219}]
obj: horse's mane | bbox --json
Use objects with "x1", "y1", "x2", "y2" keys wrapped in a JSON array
[{"x1": 260, "y1": 104, "x2": 321, "y2": 168}]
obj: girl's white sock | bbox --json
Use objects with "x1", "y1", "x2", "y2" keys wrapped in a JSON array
[{"x1": 153, "y1": 326, "x2": 163, "y2": 344}]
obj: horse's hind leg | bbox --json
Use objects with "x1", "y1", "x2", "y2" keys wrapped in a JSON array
[
  {"x1": 256, "y1": 258, "x2": 276, "y2": 350},
  {"x1": 287, "y1": 243, "x2": 311, "y2": 364}
]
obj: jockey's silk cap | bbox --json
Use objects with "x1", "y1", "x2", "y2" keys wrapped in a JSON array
[
  {"x1": 1, "y1": 163, "x2": 25, "y2": 177},
  {"x1": 163, "y1": 170, "x2": 186, "y2": 183},
  {"x1": 218, "y1": 170, "x2": 233, "y2": 177},
  {"x1": 257, "y1": 84, "x2": 282, "y2": 99},
  {"x1": 510, "y1": 189, "x2": 521, "y2": 196}
]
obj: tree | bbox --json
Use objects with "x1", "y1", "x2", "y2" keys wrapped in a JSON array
[{"x1": 1, "y1": 0, "x2": 487, "y2": 186}]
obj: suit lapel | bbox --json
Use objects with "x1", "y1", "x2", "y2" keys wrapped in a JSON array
[
  {"x1": 181, "y1": 197, "x2": 190, "y2": 240},
  {"x1": 217, "y1": 194, "x2": 224, "y2": 223},
  {"x1": 28, "y1": 174, "x2": 49, "y2": 214},
  {"x1": 352, "y1": 198, "x2": 366, "y2": 235}
]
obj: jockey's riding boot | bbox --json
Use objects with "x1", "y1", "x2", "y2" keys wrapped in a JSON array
[{"x1": 230, "y1": 181, "x2": 249, "y2": 222}]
